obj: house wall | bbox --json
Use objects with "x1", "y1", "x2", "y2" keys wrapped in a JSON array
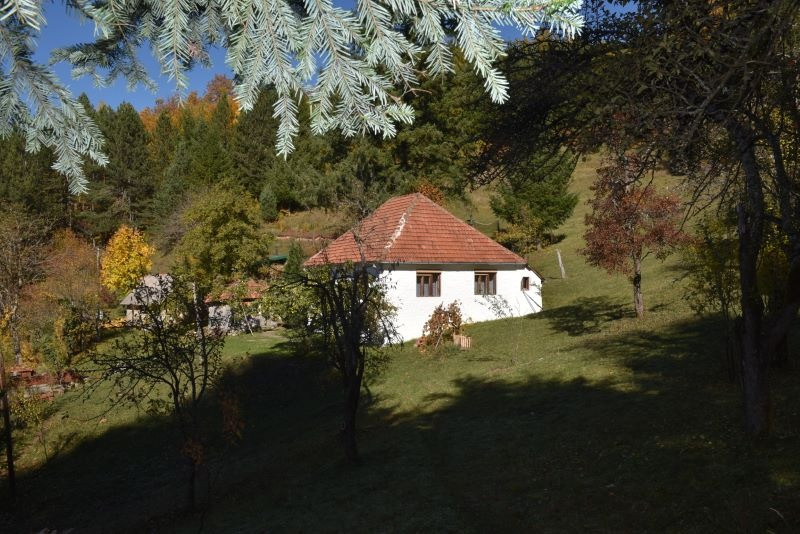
[
  {"x1": 125, "y1": 307, "x2": 138, "y2": 323},
  {"x1": 379, "y1": 264, "x2": 543, "y2": 342},
  {"x1": 208, "y1": 304, "x2": 233, "y2": 331}
]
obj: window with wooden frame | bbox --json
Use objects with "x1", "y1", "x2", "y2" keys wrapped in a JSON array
[
  {"x1": 521, "y1": 276, "x2": 530, "y2": 291},
  {"x1": 416, "y1": 272, "x2": 441, "y2": 297},
  {"x1": 474, "y1": 272, "x2": 497, "y2": 295}
]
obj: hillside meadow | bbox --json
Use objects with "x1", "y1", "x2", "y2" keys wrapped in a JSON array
[{"x1": 2, "y1": 156, "x2": 799, "y2": 532}]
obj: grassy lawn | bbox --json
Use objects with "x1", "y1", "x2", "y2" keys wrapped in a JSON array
[{"x1": 3, "y1": 157, "x2": 799, "y2": 532}]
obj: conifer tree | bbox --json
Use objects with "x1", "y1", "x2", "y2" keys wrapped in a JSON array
[
  {"x1": 1, "y1": 1, "x2": 583, "y2": 192},
  {"x1": 490, "y1": 149, "x2": 578, "y2": 249},
  {"x1": 189, "y1": 98, "x2": 234, "y2": 184},
  {"x1": 0, "y1": 133, "x2": 70, "y2": 226},
  {"x1": 231, "y1": 89, "x2": 280, "y2": 196},
  {"x1": 150, "y1": 111, "x2": 178, "y2": 184},
  {"x1": 105, "y1": 103, "x2": 156, "y2": 226},
  {"x1": 71, "y1": 100, "x2": 157, "y2": 239}
]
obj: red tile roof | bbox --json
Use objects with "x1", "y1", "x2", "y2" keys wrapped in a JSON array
[
  {"x1": 304, "y1": 193, "x2": 526, "y2": 266},
  {"x1": 205, "y1": 279, "x2": 268, "y2": 304}
]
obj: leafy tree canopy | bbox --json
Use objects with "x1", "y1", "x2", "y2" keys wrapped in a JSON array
[
  {"x1": 174, "y1": 181, "x2": 272, "y2": 287},
  {"x1": 100, "y1": 225, "x2": 154, "y2": 294}
]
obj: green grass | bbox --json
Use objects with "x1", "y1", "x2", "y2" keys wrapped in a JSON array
[{"x1": 3, "y1": 157, "x2": 800, "y2": 532}]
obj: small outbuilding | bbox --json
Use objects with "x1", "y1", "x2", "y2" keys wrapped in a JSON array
[
  {"x1": 304, "y1": 193, "x2": 543, "y2": 342},
  {"x1": 206, "y1": 279, "x2": 271, "y2": 333},
  {"x1": 120, "y1": 274, "x2": 173, "y2": 323}
]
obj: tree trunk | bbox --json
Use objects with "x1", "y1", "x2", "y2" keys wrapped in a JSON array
[
  {"x1": 187, "y1": 458, "x2": 197, "y2": 512},
  {"x1": 737, "y1": 203, "x2": 770, "y2": 436},
  {"x1": 342, "y1": 368, "x2": 362, "y2": 464},
  {"x1": 10, "y1": 311, "x2": 21, "y2": 366},
  {"x1": 728, "y1": 119, "x2": 770, "y2": 437},
  {"x1": 741, "y1": 337, "x2": 770, "y2": 437},
  {"x1": 726, "y1": 317, "x2": 740, "y2": 384},
  {"x1": 0, "y1": 350, "x2": 16, "y2": 498},
  {"x1": 632, "y1": 257, "x2": 644, "y2": 318}
]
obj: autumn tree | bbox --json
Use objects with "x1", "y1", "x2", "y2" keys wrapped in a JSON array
[
  {"x1": 36, "y1": 230, "x2": 104, "y2": 370},
  {"x1": 581, "y1": 148, "x2": 687, "y2": 318},
  {"x1": 100, "y1": 226, "x2": 154, "y2": 295},
  {"x1": 0, "y1": 207, "x2": 50, "y2": 364}
]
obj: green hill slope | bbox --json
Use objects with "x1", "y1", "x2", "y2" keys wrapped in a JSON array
[
  {"x1": 183, "y1": 157, "x2": 800, "y2": 532},
  {"x1": 6, "y1": 157, "x2": 799, "y2": 533}
]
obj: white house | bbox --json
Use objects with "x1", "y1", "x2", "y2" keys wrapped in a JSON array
[{"x1": 304, "y1": 193, "x2": 543, "y2": 342}]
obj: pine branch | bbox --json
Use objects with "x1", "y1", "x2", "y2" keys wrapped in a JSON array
[{"x1": 2, "y1": 0, "x2": 584, "y2": 188}]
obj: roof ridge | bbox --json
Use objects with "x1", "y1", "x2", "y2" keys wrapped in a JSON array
[{"x1": 384, "y1": 194, "x2": 421, "y2": 252}]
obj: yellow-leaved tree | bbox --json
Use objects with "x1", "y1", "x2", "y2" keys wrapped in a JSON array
[{"x1": 101, "y1": 226, "x2": 154, "y2": 294}]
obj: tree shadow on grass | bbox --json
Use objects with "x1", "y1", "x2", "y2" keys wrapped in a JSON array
[
  {"x1": 4, "y1": 318, "x2": 800, "y2": 533},
  {"x1": 191, "y1": 352, "x2": 800, "y2": 533},
  {"x1": 1, "y1": 340, "x2": 341, "y2": 533},
  {"x1": 537, "y1": 296, "x2": 632, "y2": 336},
  {"x1": 178, "y1": 316, "x2": 798, "y2": 532},
  {"x1": 576, "y1": 313, "x2": 731, "y2": 380}
]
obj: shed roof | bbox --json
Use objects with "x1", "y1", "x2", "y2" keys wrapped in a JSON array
[
  {"x1": 120, "y1": 274, "x2": 172, "y2": 307},
  {"x1": 304, "y1": 193, "x2": 526, "y2": 266}
]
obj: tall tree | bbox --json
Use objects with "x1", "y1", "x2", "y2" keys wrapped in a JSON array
[
  {"x1": 0, "y1": 207, "x2": 50, "y2": 364},
  {"x1": 105, "y1": 103, "x2": 156, "y2": 226},
  {"x1": 188, "y1": 97, "x2": 234, "y2": 185},
  {"x1": 174, "y1": 181, "x2": 271, "y2": 289},
  {"x1": 74, "y1": 101, "x2": 156, "y2": 239},
  {"x1": 593, "y1": 0, "x2": 800, "y2": 436},
  {"x1": 581, "y1": 147, "x2": 687, "y2": 318},
  {"x1": 149, "y1": 111, "x2": 178, "y2": 186},
  {"x1": 230, "y1": 89, "x2": 280, "y2": 196},
  {"x1": 0, "y1": 133, "x2": 70, "y2": 227},
  {"x1": 490, "y1": 149, "x2": 578, "y2": 251},
  {"x1": 0, "y1": 206, "x2": 49, "y2": 497}
]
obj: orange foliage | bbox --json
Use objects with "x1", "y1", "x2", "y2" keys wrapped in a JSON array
[
  {"x1": 413, "y1": 180, "x2": 445, "y2": 205},
  {"x1": 139, "y1": 75, "x2": 239, "y2": 131}
]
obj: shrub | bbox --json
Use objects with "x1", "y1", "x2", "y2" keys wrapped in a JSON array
[{"x1": 419, "y1": 301, "x2": 463, "y2": 352}]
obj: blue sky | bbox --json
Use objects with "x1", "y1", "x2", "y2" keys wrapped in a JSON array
[{"x1": 36, "y1": 8, "x2": 232, "y2": 110}]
